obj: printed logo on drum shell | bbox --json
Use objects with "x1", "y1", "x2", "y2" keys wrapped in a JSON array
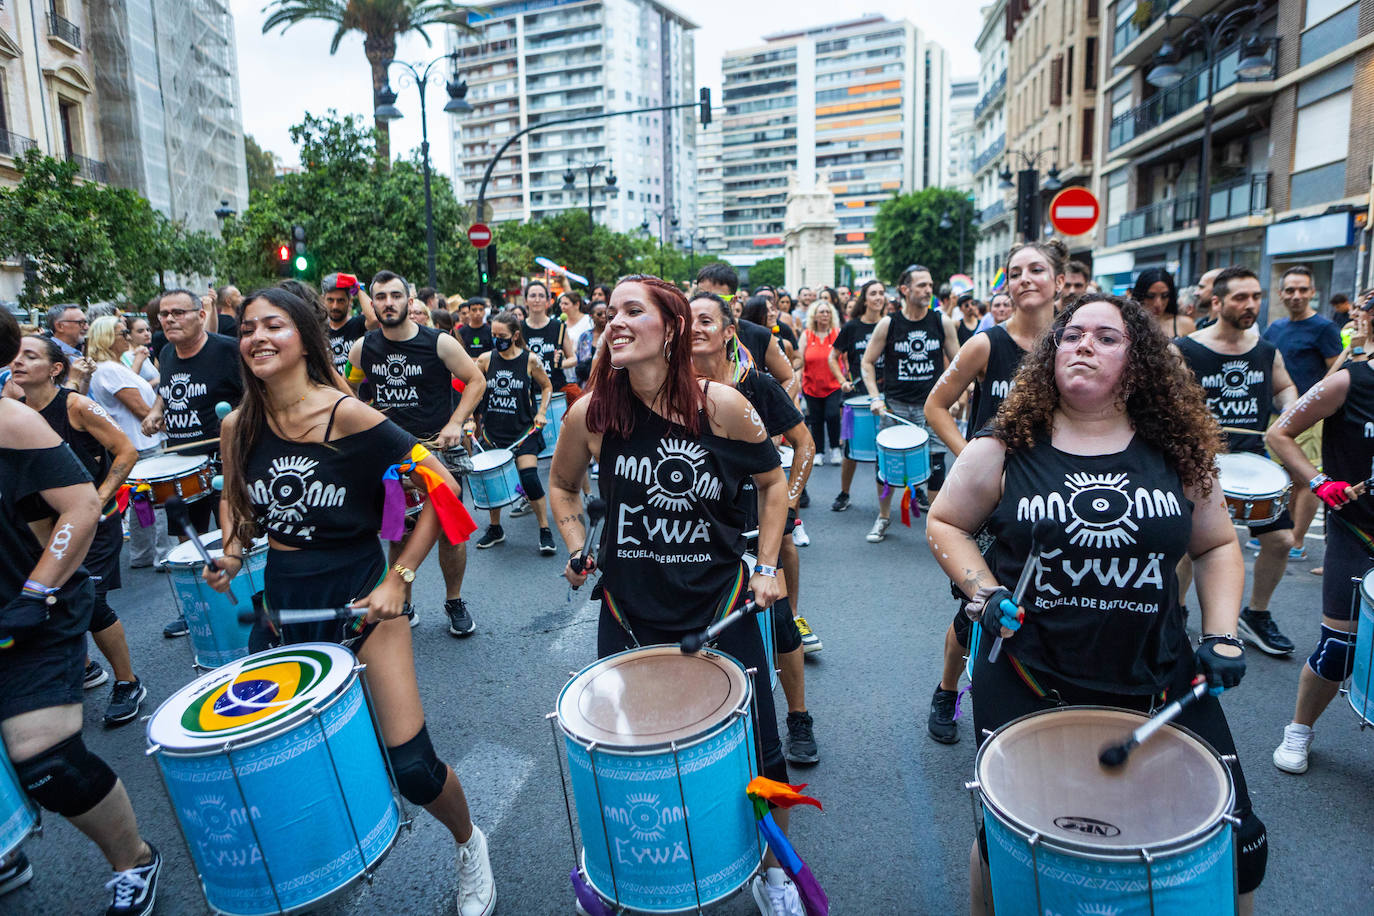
[
  {"x1": 1052, "y1": 815, "x2": 1121, "y2": 837},
  {"x1": 605, "y1": 792, "x2": 692, "y2": 867}
]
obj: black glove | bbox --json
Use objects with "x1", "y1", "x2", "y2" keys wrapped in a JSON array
[
  {"x1": 1195, "y1": 636, "x2": 1246, "y2": 694},
  {"x1": 965, "y1": 585, "x2": 1021, "y2": 638},
  {"x1": 0, "y1": 593, "x2": 53, "y2": 646}
]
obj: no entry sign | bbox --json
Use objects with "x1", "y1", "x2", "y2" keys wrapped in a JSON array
[
  {"x1": 468, "y1": 223, "x2": 492, "y2": 248},
  {"x1": 1048, "y1": 187, "x2": 1100, "y2": 236}
]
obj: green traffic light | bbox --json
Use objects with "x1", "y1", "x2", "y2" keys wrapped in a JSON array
[{"x1": 294, "y1": 255, "x2": 308, "y2": 272}]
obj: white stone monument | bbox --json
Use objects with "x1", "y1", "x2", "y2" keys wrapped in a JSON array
[{"x1": 783, "y1": 171, "x2": 838, "y2": 295}]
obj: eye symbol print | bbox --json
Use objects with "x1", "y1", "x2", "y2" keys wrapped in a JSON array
[
  {"x1": 383, "y1": 354, "x2": 409, "y2": 385},
  {"x1": 167, "y1": 373, "x2": 192, "y2": 409},
  {"x1": 1220, "y1": 360, "x2": 1251, "y2": 398},
  {"x1": 647, "y1": 439, "x2": 721, "y2": 511},
  {"x1": 266, "y1": 456, "x2": 317, "y2": 522},
  {"x1": 492, "y1": 371, "x2": 514, "y2": 393},
  {"x1": 1063, "y1": 472, "x2": 1138, "y2": 549}
]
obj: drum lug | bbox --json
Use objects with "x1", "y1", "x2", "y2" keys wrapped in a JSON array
[
  {"x1": 544, "y1": 711, "x2": 557, "y2": 720},
  {"x1": 1221, "y1": 813, "x2": 1242, "y2": 827},
  {"x1": 981, "y1": 728, "x2": 994, "y2": 739},
  {"x1": 964, "y1": 780, "x2": 980, "y2": 793},
  {"x1": 745, "y1": 667, "x2": 759, "y2": 677},
  {"x1": 1219, "y1": 753, "x2": 1238, "y2": 765},
  {"x1": 145, "y1": 742, "x2": 162, "y2": 756},
  {"x1": 352, "y1": 663, "x2": 368, "y2": 674}
]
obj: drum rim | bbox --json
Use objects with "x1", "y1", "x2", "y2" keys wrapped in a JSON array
[
  {"x1": 1216, "y1": 453, "x2": 1290, "y2": 497},
  {"x1": 557, "y1": 645, "x2": 754, "y2": 753},
  {"x1": 875, "y1": 426, "x2": 930, "y2": 447},
  {"x1": 147, "y1": 643, "x2": 361, "y2": 756},
  {"x1": 471, "y1": 448, "x2": 515, "y2": 471},
  {"x1": 130, "y1": 454, "x2": 210, "y2": 476},
  {"x1": 973, "y1": 705, "x2": 1236, "y2": 858},
  {"x1": 165, "y1": 532, "x2": 269, "y2": 569},
  {"x1": 842, "y1": 395, "x2": 872, "y2": 407}
]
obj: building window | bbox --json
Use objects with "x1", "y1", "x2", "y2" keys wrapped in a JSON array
[
  {"x1": 58, "y1": 98, "x2": 79, "y2": 158},
  {"x1": 1291, "y1": 87, "x2": 1350, "y2": 207}
]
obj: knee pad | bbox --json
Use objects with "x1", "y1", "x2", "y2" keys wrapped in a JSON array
[
  {"x1": 387, "y1": 724, "x2": 447, "y2": 806},
  {"x1": 517, "y1": 466, "x2": 545, "y2": 502},
  {"x1": 1236, "y1": 810, "x2": 1268, "y2": 894},
  {"x1": 929, "y1": 453, "x2": 947, "y2": 491},
  {"x1": 15, "y1": 733, "x2": 117, "y2": 818},
  {"x1": 1308, "y1": 624, "x2": 1357, "y2": 682}
]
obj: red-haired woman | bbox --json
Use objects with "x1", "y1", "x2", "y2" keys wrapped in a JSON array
[{"x1": 549, "y1": 276, "x2": 802, "y2": 914}]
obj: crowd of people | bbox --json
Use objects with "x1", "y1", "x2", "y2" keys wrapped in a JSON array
[{"x1": 0, "y1": 244, "x2": 1369, "y2": 915}]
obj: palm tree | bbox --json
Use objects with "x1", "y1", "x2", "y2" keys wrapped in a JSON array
[{"x1": 261, "y1": 1, "x2": 475, "y2": 164}]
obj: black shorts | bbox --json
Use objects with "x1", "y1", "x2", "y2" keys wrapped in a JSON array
[
  {"x1": 252, "y1": 539, "x2": 388, "y2": 653},
  {"x1": 1247, "y1": 507, "x2": 1294, "y2": 536},
  {"x1": 0, "y1": 579, "x2": 94, "y2": 720},
  {"x1": 85, "y1": 513, "x2": 124, "y2": 596}
]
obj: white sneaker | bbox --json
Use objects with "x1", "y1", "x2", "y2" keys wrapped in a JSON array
[
  {"x1": 456, "y1": 825, "x2": 496, "y2": 916},
  {"x1": 813, "y1": 451, "x2": 824, "y2": 467},
  {"x1": 828, "y1": 447, "x2": 842, "y2": 464},
  {"x1": 792, "y1": 521, "x2": 811, "y2": 547},
  {"x1": 866, "y1": 516, "x2": 891, "y2": 543},
  {"x1": 1273, "y1": 723, "x2": 1313, "y2": 774},
  {"x1": 752, "y1": 868, "x2": 805, "y2": 916}
]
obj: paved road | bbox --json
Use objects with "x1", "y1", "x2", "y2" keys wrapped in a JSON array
[{"x1": 4, "y1": 460, "x2": 1373, "y2": 915}]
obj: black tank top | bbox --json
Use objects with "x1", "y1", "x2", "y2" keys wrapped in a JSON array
[
  {"x1": 1176, "y1": 337, "x2": 1276, "y2": 455},
  {"x1": 597, "y1": 394, "x2": 780, "y2": 628},
  {"x1": 359, "y1": 325, "x2": 453, "y2": 438},
  {"x1": 1323, "y1": 360, "x2": 1374, "y2": 530},
  {"x1": 481, "y1": 350, "x2": 536, "y2": 445},
  {"x1": 956, "y1": 320, "x2": 977, "y2": 346},
  {"x1": 967, "y1": 325, "x2": 1027, "y2": 436},
  {"x1": 20, "y1": 388, "x2": 111, "y2": 518},
  {"x1": 241, "y1": 400, "x2": 416, "y2": 548},
  {"x1": 984, "y1": 434, "x2": 1193, "y2": 694},
  {"x1": 522, "y1": 317, "x2": 567, "y2": 389},
  {"x1": 881, "y1": 309, "x2": 945, "y2": 404}
]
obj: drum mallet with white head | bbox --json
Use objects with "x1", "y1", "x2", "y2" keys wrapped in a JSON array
[
  {"x1": 1099, "y1": 676, "x2": 1210, "y2": 768},
  {"x1": 680, "y1": 602, "x2": 760, "y2": 654},
  {"x1": 988, "y1": 517, "x2": 1058, "y2": 663},
  {"x1": 569, "y1": 498, "x2": 607, "y2": 579},
  {"x1": 165, "y1": 495, "x2": 236, "y2": 606}
]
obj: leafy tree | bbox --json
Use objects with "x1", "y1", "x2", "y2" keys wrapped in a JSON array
[
  {"x1": 260, "y1": 1, "x2": 475, "y2": 163},
  {"x1": 746, "y1": 257, "x2": 785, "y2": 289},
  {"x1": 244, "y1": 134, "x2": 278, "y2": 196},
  {"x1": 491, "y1": 210, "x2": 655, "y2": 296},
  {"x1": 871, "y1": 188, "x2": 980, "y2": 285}
]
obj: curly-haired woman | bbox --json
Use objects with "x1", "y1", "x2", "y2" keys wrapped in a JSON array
[{"x1": 926, "y1": 293, "x2": 1266, "y2": 913}]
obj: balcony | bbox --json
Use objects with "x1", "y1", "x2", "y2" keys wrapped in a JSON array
[
  {"x1": 70, "y1": 155, "x2": 107, "y2": 183},
  {"x1": 972, "y1": 133, "x2": 1005, "y2": 174},
  {"x1": 0, "y1": 131, "x2": 37, "y2": 159},
  {"x1": 979, "y1": 199, "x2": 1008, "y2": 224},
  {"x1": 1103, "y1": 173, "x2": 1268, "y2": 246},
  {"x1": 47, "y1": 12, "x2": 81, "y2": 49},
  {"x1": 1112, "y1": 2, "x2": 1160, "y2": 60},
  {"x1": 974, "y1": 71, "x2": 1007, "y2": 122},
  {"x1": 1108, "y1": 38, "x2": 1277, "y2": 151}
]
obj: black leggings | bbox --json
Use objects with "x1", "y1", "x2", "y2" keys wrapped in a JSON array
[{"x1": 804, "y1": 390, "x2": 842, "y2": 452}]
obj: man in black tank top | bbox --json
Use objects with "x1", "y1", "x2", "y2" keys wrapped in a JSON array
[
  {"x1": 1176, "y1": 268, "x2": 1299, "y2": 657},
  {"x1": 350, "y1": 270, "x2": 488, "y2": 637},
  {"x1": 520, "y1": 281, "x2": 576, "y2": 393},
  {"x1": 859, "y1": 265, "x2": 959, "y2": 541}
]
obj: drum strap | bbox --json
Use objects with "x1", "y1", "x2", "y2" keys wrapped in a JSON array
[
  {"x1": 601, "y1": 561, "x2": 747, "y2": 647},
  {"x1": 1007, "y1": 653, "x2": 1168, "y2": 709},
  {"x1": 479, "y1": 424, "x2": 538, "y2": 451},
  {"x1": 1328, "y1": 512, "x2": 1374, "y2": 557}
]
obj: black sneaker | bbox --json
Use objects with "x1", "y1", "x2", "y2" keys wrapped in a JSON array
[
  {"x1": 446, "y1": 598, "x2": 476, "y2": 638},
  {"x1": 927, "y1": 685, "x2": 959, "y2": 744},
  {"x1": 104, "y1": 679, "x2": 147, "y2": 727},
  {"x1": 84, "y1": 660, "x2": 109, "y2": 690},
  {"x1": 1237, "y1": 607, "x2": 1295, "y2": 656},
  {"x1": 162, "y1": 617, "x2": 188, "y2": 638},
  {"x1": 475, "y1": 525, "x2": 505, "y2": 549},
  {"x1": 913, "y1": 487, "x2": 931, "y2": 512},
  {"x1": 0, "y1": 850, "x2": 33, "y2": 895},
  {"x1": 106, "y1": 842, "x2": 160, "y2": 916},
  {"x1": 784, "y1": 711, "x2": 819, "y2": 765},
  {"x1": 831, "y1": 492, "x2": 850, "y2": 512},
  {"x1": 405, "y1": 603, "x2": 419, "y2": 629},
  {"x1": 509, "y1": 496, "x2": 533, "y2": 518},
  {"x1": 798, "y1": 487, "x2": 810, "y2": 509},
  {"x1": 539, "y1": 527, "x2": 557, "y2": 555}
]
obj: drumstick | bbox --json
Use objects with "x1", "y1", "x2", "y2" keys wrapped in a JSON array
[
  {"x1": 988, "y1": 517, "x2": 1058, "y2": 663},
  {"x1": 160, "y1": 437, "x2": 221, "y2": 454},
  {"x1": 1098, "y1": 676, "x2": 1210, "y2": 768},
  {"x1": 680, "y1": 601, "x2": 761, "y2": 654},
  {"x1": 165, "y1": 496, "x2": 237, "y2": 606},
  {"x1": 569, "y1": 498, "x2": 607, "y2": 577},
  {"x1": 236, "y1": 606, "x2": 366, "y2": 626}
]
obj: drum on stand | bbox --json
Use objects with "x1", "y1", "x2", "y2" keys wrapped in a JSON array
[
  {"x1": 553, "y1": 646, "x2": 764, "y2": 913},
  {"x1": 146, "y1": 643, "x2": 402, "y2": 916},
  {"x1": 1215, "y1": 453, "x2": 1291, "y2": 526},
  {"x1": 539, "y1": 392, "x2": 568, "y2": 459},
  {"x1": 166, "y1": 530, "x2": 266, "y2": 670},
  {"x1": 129, "y1": 453, "x2": 215, "y2": 506},
  {"x1": 841, "y1": 396, "x2": 877, "y2": 462},
  {"x1": 875, "y1": 425, "x2": 931, "y2": 488},
  {"x1": 970, "y1": 707, "x2": 1238, "y2": 916},
  {"x1": 0, "y1": 744, "x2": 38, "y2": 862},
  {"x1": 1348, "y1": 570, "x2": 1374, "y2": 727},
  {"x1": 467, "y1": 448, "x2": 520, "y2": 510}
]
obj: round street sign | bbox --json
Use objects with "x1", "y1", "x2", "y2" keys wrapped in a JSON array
[
  {"x1": 468, "y1": 223, "x2": 492, "y2": 248},
  {"x1": 1048, "y1": 187, "x2": 1100, "y2": 237}
]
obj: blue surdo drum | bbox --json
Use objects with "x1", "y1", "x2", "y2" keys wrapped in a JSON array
[
  {"x1": 539, "y1": 391, "x2": 568, "y2": 459},
  {"x1": 467, "y1": 448, "x2": 520, "y2": 510},
  {"x1": 1348, "y1": 569, "x2": 1374, "y2": 726},
  {"x1": 146, "y1": 643, "x2": 401, "y2": 916},
  {"x1": 875, "y1": 424, "x2": 931, "y2": 489},
  {"x1": 165, "y1": 530, "x2": 265, "y2": 670},
  {"x1": 972, "y1": 707, "x2": 1237, "y2": 916},
  {"x1": 0, "y1": 744, "x2": 37, "y2": 862},
  {"x1": 556, "y1": 645, "x2": 764, "y2": 912},
  {"x1": 841, "y1": 396, "x2": 878, "y2": 462}
]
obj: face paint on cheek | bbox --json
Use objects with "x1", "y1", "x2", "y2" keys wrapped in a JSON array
[{"x1": 50, "y1": 523, "x2": 74, "y2": 560}]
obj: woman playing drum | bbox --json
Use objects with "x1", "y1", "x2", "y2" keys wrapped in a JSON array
[
  {"x1": 925, "y1": 293, "x2": 1267, "y2": 914},
  {"x1": 204, "y1": 287, "x2": 496, "y2": 916},
  {"x1": 549, "y1": 276, "x2": 800, "y2": 914}
]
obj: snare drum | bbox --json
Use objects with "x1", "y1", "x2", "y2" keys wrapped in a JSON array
[
  {"x1": 1348, "y1": 570, "x2": 1374, "y2": 726},
  {"x1": 841, "y1": 396, "x2": 878, "y2": 462},
  {"x1": 166, "y1": 530, "x2": 267, "y2": 669},
  {"x1": 539, "y1": 392, "x2": 568, "y2": 459},
  {"x1": 129, "y1": 453, "x2": 215, "y2": 506},
  {"x1": 0, "y1": 743, "x2": 38, "y2": 861},
  {"x1": 973, "y1": 707, "x2": 1237, "y2": 916},
  {"x1": 556, "y1": 646, "x2": 764, "y2": 912},
  {"x1": 468, "y1": 448, "x2": 520, "y2": 510},
  {"x1": 1216, "y1": 452, "x2": 1291, "y2": 525},
  {"x1": 876, "y1": 425, "x2": 931, "y2": 487},
  {"x1": 147, "y1": 644, "x2": 400, "y2": 916}
]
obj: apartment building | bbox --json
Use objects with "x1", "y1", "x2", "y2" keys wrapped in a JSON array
[
  {"x1": 947, "y1": 78, "x2": 980, "y2": 193},
  {"x1": 1005, "y1": 0, "x2": 1101, "y2": 258},
  {"x1": 973, "y1": 0, "x2": 1013, "y2": 295},
  {"x1": 718, "y1": 16, "x2": 949, "y2": 276},
  {"x1": 1091, "y1": 0, "x2": 1372, "y2": 305},
  {"x1": 448, "y1": 0, "x2": 698, "y2": 237},
  {"x1": 695, "y1": 118, "x2": 725, "y2": 256}
]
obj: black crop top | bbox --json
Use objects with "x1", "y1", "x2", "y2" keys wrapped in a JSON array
[{"x1": 241, "y1": 403, "x2": 416, "y2": 548}]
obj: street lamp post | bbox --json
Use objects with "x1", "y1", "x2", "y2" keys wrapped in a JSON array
[
  {"x1": 562, "y1": 160, "x2": 618, "y2": 289},
  {"x1": 1147, "y1": 2, "x2": 1273, "y2": 276},
  {"x1": 375, "y1": 53, "x2": 473, "y2": 290},
  {"x1": 213, "y1": 198, "x2": 236, "y2": 231},
  {"x1": 998, "y1": 148, "x2": 1062, "y2": 242},
  {"x1": 641, "y1": 208, "x2": 678, "y2": 278}
]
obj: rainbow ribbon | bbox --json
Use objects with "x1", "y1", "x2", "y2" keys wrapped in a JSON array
[
  {"x1": 747, "y1": 778, "x2": 829, "y2": 916},
  {"x1": 381, "y1": 444, "x2": 477, "y2": 544},
  {"x1": 990, "y1": 267, "x2": 1006, "y2": 292}
]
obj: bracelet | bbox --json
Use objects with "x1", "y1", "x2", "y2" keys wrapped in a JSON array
[
  {"x1": 1310, "y1": 473, "x2": 1331, "y2": 492},
  {"x1": 22, "y1": 579, "x2": 57, "y2": 596},
  {"x1": 753, "y1": 564, "x2": 778, "y2": 578},
  {"x1": 1198, "y1": 633, "x2": 1243, "y2": 647}
]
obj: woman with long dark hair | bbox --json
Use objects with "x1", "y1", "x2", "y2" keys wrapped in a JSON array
[
  {"x1": 205, "y1": 287, "x2": 496, "y2": 916},
  {"x1": 1132, "y1": 267, "x2": 1195, "y2": 337}
]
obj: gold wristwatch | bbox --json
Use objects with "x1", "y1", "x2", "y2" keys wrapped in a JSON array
[{"x1": 391, "y1": 563, "x2": 415, "y2": 583}]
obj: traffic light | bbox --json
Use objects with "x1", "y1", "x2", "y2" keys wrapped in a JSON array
[
  {"x1": 276, "y1": 243, "x2": 291, "y2": 277},
  {"x1": 1015, "y1": 169, "x2": 1038, "y2": 241},
  {"x1": 487, "y1": 239, "x2": 496, "y2": 290},
  {"x1": 698, "y1": 87, "x2": 711, "y2": 127},
  {"x1": 291, "y1": 224, "x2": 308, "y2": 274}
]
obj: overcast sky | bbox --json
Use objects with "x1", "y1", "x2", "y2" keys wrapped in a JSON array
[{"x1": 231, "y1": 1, "x2": 981, "y2": 170}]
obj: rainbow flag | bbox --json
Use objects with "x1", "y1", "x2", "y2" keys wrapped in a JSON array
[{"x1": 989, "y1": 268, "x2": 1006, "y2": 293}]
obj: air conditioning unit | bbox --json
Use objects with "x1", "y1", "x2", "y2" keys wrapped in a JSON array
[{"x1": 1223, "y1": 141, "x2": 1246, "y2": 167}]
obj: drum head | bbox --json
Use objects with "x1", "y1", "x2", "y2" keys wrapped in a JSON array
[
  {"x1": 876, "y1": 425, "x2": 929, "y2": 449},
  {"x1": 1216, "y1": 452, "x2": 1287, "y2": 496},
  {"x1": 976, "y1": 707, "x2": 1232, "y2": 852},
  {"x1": 165, "y1": 529, "x2": 266, "y2": 568},
  {"x1": 131, "y1": 454, "x2": 206, "y2": 478},
  {"x1": 147, "y1": 643, "x2": 357, "y2": 751},
  {"x1": 471, "y1": 448, "x2": 514, "y2": 472},
  {"x1": 843, "y1": 395, "x2": 871, "y2": 409},
  {"x1": 558, "y1": 646, "x2": 750, "y2": 750}
]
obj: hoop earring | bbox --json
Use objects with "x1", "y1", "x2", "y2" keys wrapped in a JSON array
[{"x1": 663, "y1": 339, "x2": 671, "y2": 361}]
